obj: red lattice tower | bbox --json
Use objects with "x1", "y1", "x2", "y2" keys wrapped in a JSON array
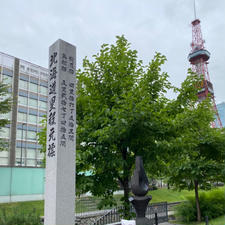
[{"x1": 188, "y1": 18, "x2": 223, "y2": 128}]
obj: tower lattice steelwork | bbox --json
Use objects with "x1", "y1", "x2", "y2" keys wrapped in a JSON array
[{"x1": 188, "y1": 15, "x2": 223, "y2": 128}]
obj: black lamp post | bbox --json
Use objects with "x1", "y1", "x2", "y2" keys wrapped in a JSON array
[{"x1": 20, "y1": 123, "x2": 25, "y2": 166}]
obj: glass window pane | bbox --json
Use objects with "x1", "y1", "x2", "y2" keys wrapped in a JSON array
[
  {"x1": 29, "y1": 99, "x2": 38, "y2": 108},
  {"x1": 37, "y1": 149, "x2": 44, "y2": 159},
  {"x1": 40, "y1": 86, "x2": 47, "y2": 95},
  {"x1": 16, "y1": 148, "x2": 26, "y2": 158},
  {"x1": 0, "y1": 157, "x2": 8, "y2": 165},
  {"x1": 39, "y1": 101, "x2": 47, "y2": 110},
  {"x1": 26, "y1": 159, "x2": 36, "y2": 167},
  {"x1": 0, "y1": 127, "x2": 10, "y2": 138},
  {"x1": 38, "y1": 116, "x2": 45, "y2": 124},
  {"x1": 26, "y1": 148, "x2": 36, "y2": 158},
  {"x1": 16, "y1": 129, "x2": 26, "y2": 140},
  {"x1": 27, "y1": 131, "x2": 36, "y2": 140},
  {"x1": 29, "y1": 83, "x2": 38, "y2": 93},
  {"x1": 37, "y1": 159, "x2": 43, "y2": 167},
  {"x1": 0, "y1": 151, "x2": 8, "y2": 157},
  {"x1": 0, "y1": 112, "x2": 11, "y2": 120},
  {"x1": 2, "y1": 75, "x2": 12, "y2": 84},
  {"x1": 16, "y1": 129, "x2": 22, "y2": 139},
  {"x1": 28, "y1": 114, "x2": 37, "y2": 124},
  {"x1": 0, "y1": 93, "x2": 11, "y2": 102},
  {"x1": 17, "y1": 112, "x2": 27, "y2": 122},
  {"x1": 18, "y1": 96, "x2": 28, "y2": 106},
  {"x1": 15, "y1": 158, "x2": 25, "y2": 166},
  {"x1": 19, "y1": 80, "x2": 28, "y2": 90}
]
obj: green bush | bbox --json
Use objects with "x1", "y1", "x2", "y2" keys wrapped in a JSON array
[
  {"x1": 0, "y1": 207, "x2": 42, "y2": 225},
  {"x1": 175, "y1": 188, "x2": 225, "y2": 222}
]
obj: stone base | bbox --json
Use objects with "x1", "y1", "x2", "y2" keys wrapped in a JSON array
[{"x1": 136, "y1": 217, "x2": 152, "y2": 225}]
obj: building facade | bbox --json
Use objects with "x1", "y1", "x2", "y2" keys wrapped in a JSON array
[
  {"x1": 217, "y1": 102, "x2": 225, "y2": 127},
  {"x1": 0, "y1": 52, "x2": 48, "y2": 167}
]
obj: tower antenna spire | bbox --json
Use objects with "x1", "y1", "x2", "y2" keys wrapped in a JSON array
[
  {"x1": 194, "y1": 0, "x2": 197, "y2": 19},
  {"x1": 188, "y1": 4, "x2": 223, "y2": 128}
]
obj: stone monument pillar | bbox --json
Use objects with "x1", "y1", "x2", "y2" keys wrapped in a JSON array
[
  {"x1": 129, "y1": 156, "x2": 152, "y2": 225},
  {"x1": 44, "y1": 39, "x2": 76, "y2": 225}
]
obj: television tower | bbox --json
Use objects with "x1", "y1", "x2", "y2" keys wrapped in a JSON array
[{"x1": 188, "y1": 1, "x2": 223, "y2": 128}]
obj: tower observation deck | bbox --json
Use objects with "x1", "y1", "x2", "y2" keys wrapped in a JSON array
[{"x1": 188, "y1": 18, "x2": 223, "y2": 128}]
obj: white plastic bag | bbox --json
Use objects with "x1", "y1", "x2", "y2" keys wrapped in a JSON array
[{"x1": 121, "y1": 219, "x2": 136, "y2": 225}]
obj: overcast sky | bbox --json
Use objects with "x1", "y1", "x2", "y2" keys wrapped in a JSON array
[{"x1": 0, "y1": 0, "x2": 224, "y2": 103}]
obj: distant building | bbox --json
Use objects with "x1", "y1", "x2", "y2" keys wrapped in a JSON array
[
  {"x1": 0, "y1": 52, "x2": 48, "y2": 167},
  {"x1": 217, "y1": 102, "x2": 225, "y2": 127}
]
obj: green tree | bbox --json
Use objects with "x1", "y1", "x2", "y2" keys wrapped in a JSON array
[
  {"x1": 0, "y1": 81, "x2": 12, "y2": 151},
  {"x1": 37, "y1": 116, "x2": 47, "y2": 166},
  {"x1": 76, "y1": 36, "x2": 175, "y2": 217},
  {"x1": 166, "y1": 72, "x2": 225, "y2": 222}
]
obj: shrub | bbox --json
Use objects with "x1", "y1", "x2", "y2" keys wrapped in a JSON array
[
  {"x1": 0, "y1": 207, "x2": 42, "y2": 225},
  {"x1": 175, "y1": 188, "x2": 225, "y2": 222}
]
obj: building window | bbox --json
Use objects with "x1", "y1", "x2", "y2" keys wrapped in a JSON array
[
  {"x1": 38, "y1": 116, "x2": 45, "y2": 124},
  {"x1": 0, "y1": 151, "x2": 8, "y2": 157},
  {"x1": 16, "y1": 147, "x2": 26, "y2": 158},
  {"x1": 19, "y1": 80, "x2": 28, "y2": 90},
  {"x1": 0, "y1": 127, "x2": 10, "y2": 138},
  {"x1": 29, "y1": 83, "x2": 38, "y2": 93},
  {"x1": 17, "y1": 112, "x2": 27, "y2": 122},
  {"x1": 2, "y1": 75, "x2": 12, "y2": 85},
  {"x1": 37, "y1": 149, "x2": 44, "y2": 159},
  {"x1": 0, "y1": 112, "x2": 11, "y2": 120},
  {"x1": 39, "y1": 101, "x2": 47, "y2": 110},
  {"x1": 27, "y1": 131, "x2": 37, "y2": 140},
  {"x1": 26, "y1": 148, "x2": 36, "y2": 158},
  {"x1": 16, "y1": 129, "x2": 26, "y2": 140},
  {"x1": 18, "y1": 96, "x2": 28, "y2": 106},
  {"x1": 29, "y1": 98, "x2": 38, "y2": 108},
  {"x1": 40, "y1": 86, "x2": 47, "y2": 95},
  {"x1": 28, "y1": 114, "x2": 37, "y2": 124},
  {"x1": 26, "y1": 159, "x2": 36, "y2": 167},
  {"x1": 0, "y1": 157, "x2": 8, "y2": 165}
]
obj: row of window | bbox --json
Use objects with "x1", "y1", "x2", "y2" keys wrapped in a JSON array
[
  {"x1": 18, "y1": 112, "x2": 45, "y2": 124},
  {"x1": 15, "y1": 158, "x2": 43, "y2": 167},
  {"x1": 1, "y1": 75, "x2": 48, "y2": 95},
  {"x1": 0, "y1": 127, "x2": 40, "y2": 141},
  {"x1": 0, "y1": 113, "x2": 45, "y2": 125},
  {"x1": 19, "y1": 80, "x2": 47, "y2": 95},
  {"x1": 0, "y1": 148, "x2": 43, "y2": 159},
  {"x1": 15, "y1": 147, "x2": 44, "y2": 159},
  {"x1": 0, "y1": 157, "x2": 43, "y2": 167},
  {"x1": 1, "y1": 74, "x2": 12, "y2": 85},
  {"x1": 16, "y1": 129, "x2": 37, "y2": 141},
  {"x1": 18, "y1": 96, "x2": 47, "y2": 110},
  {"x1": 0, "y1": 147, "x2": 44, "y2": 167}
]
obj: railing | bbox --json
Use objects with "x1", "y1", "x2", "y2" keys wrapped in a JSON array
[
  {"x1": 92, "y1": 202, "x2": 168, "y2": 225},
  {"x1": 93, "y1": 207, "x2": 122, "y2": 225}
]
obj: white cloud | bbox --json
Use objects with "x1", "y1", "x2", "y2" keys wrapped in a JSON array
[{"x1": 0, "y1": 0, "x2": 224, "y2": 102}]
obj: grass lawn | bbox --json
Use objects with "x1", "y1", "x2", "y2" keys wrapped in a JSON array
[
  {"x1": 0, "y1": 187, "x2": 223, "y2": 216},
  {"x1": 171, "y1": 215, "x2": 225, "y2": 225},
  {"x1": 150, "y1": 188, "x2": 193, "y2": 203}
]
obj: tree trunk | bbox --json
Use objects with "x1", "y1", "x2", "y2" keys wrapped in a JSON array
[
  {"x1": 194, "y1": 180, "x2": 201, "y2": 222},
  {"x1": 123, "y1": 177, "x2": 130, "y2": 218},
  {"x1": 120, "y1": 147, "x2": 131, "y2": 219},
  {"x1": 167, "y1": 183, "x2": 170, "y2": 190}
]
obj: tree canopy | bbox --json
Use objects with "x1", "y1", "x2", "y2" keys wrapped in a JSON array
[
  {"x1": 38, "y1": 36, "x2": 225, "y2": 220},
  {"x1": 76, "y1": 36, "x2": 178, "y2": 215},
  {"x1": 165, "y1": 72, "x2": 225, "y2": 222}
]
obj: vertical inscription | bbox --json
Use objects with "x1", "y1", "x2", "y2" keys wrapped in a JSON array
[
  {"x1": 47, "y1": 52, "x2": 58, "y2": 157},
  {"x1": 58, "y1": 52, "x2": 76, "y2": 148}
]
